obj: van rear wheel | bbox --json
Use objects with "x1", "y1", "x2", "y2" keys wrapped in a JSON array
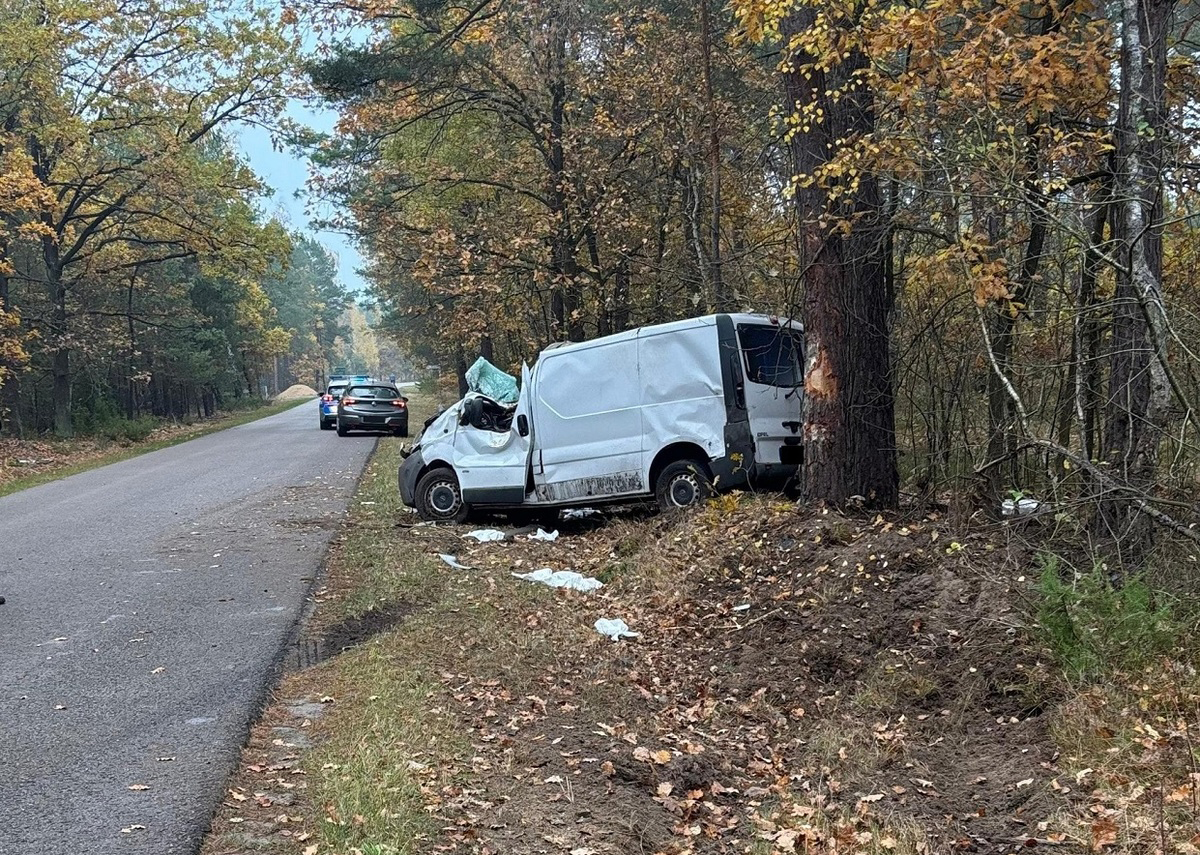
[
  {"x1": 655, "y1": 460, "x2": 713, "y2": 512},
  {"x1": 415, "y1": 467, "x2": 471, "y2": 523}
]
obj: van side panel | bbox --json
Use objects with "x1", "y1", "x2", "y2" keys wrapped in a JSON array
[
  {"x1": 532, "y1": 337, "x2": 644, "y2": 502},
  {"x1": 638, "y1": 323, "x2": 726, "y2": 484}
]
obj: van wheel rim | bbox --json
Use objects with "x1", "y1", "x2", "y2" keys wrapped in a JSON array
[
  {"x1": 429, "y1": 482, "x2": 459, "y2": 514},
  {"x1": 670, "y1": 474, "x2": 699, "y2": 506}
]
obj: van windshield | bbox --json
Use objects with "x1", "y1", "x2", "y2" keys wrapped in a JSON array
[{"x1": 739, "y1": 325, "x2": 803, "y2": 388}]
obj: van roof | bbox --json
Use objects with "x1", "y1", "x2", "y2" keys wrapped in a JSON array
[{"x1": 541, "y1": 312, "x2": 801, "y2": 355}]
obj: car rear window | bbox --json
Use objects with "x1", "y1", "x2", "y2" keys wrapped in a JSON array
[
  {"x1": 327, "y1": 384, "x2": 350, "y2": 397},
  {"x1": 346, "y1": 386, "x2": 399, "y2": 399}
]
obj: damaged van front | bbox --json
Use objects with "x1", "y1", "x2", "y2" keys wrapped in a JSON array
[{"x1": 398, "y1": 360, "x2": 533, "y2": 523}]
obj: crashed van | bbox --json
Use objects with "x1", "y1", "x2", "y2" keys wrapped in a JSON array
[{"x1": 398, "y1": 313, "x2": 803, "y2": 522}]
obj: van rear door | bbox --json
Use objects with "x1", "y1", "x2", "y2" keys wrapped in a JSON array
[{"x1": 736, "y1": 323, "x2": 803, "y2": 470}]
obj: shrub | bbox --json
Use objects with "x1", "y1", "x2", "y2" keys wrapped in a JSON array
[{"x1": 1035, "y1": 553, "x2": 1179, "y2": 681}]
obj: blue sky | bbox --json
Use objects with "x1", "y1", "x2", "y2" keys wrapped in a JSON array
[{"x1": 235, "y1": 103, "x2": 368, "y2": 293}]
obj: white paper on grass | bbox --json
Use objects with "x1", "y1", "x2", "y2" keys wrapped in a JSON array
[
  {"x1": 594, "y1": 617, "x2": 640, "y2": 640},
  {"x1": 528, "y1": 528, "x2": 559, "y2": 542},
  {"x1": 464, "y1": 529, "x2": 507, "y2": 542},
  {"x1": 563, "y1": 508, "x2": 599, "y2": 519},
  {"x1": 512, "y1": 567, "x2": 603, "y2": 593},
  {"x1": 438, "y1": 554, "x2": 473, "y2": 570}
]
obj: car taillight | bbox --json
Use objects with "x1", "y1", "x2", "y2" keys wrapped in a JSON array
[
  {"x1": 342, "y1": 397, "x2": 356, "y2": 405},
  {"x1": 392, "y1": 400, "x2": 407, "y2": 409},
  {"x1": 322, "y1": 394, "x2": 333, "y2": 402}
]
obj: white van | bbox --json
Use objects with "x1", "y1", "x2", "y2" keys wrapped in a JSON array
[{"x1": 398, "y1": 313, "x2": 803, "y2": 522}]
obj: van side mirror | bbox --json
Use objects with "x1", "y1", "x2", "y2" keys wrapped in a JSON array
[{"x1": 517, "y1": 414, "x2": 529, "y2": 437}]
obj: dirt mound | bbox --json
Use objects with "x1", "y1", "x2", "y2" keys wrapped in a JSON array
[
  {"x1": 275, "y1": 383, "x2": 318, "y2": 400},
  {"x1": 414, "y1": 500, "x2": 1072, "y2": 854}
]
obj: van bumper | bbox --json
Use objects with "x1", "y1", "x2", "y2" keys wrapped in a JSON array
[{"x1": 398, "y1": 448, "x2": 424, "y2": 507}]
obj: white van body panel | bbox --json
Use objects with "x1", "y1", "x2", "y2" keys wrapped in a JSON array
[
  {"x1": 636, "y1": 320, "x2": 726, "y2": 483},
  {"x1": 532, "y1": 332, "x2": 644, "y2": 502},
  {"x1": 401, "y1": 313, "x2": 803, "y2": 513}
]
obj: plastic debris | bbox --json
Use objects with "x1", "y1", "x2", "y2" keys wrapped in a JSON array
[
  {"x1": 562, "y1": 508, "x2": 599, "y2": 519},
  {"x1": 464, "y1": 529, "x2": 508, "y2": 542},
  {"x1": 438, "y1": 554, "x2": 473, "y2": 570},
  {"x1": 1001, "y1": 497, "x2": 1043, "y2": 517},
  {"x1": 594, "y1": 617, "x2": 640, "y2": 640},
  {"x1": 528, "y1": 528, "x2": 559, "y2": 542},
  {"x1": 732, "y1": 603, "x2": 751, "y2": 612},
  {"x1": 512, "y1": 568, "x2": 603, "y2": 593},
  {"x1": 465, "y1": 357, "x2": 519, "y2": 404}
]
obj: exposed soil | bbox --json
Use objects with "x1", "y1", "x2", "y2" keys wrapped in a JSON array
[
  {"x1": 407, "y1": 502, "x2": 1077, "y2": 854},
  {"x1": 284, "y1": 600, "x2": 413, "y2": 672},
  {"x1": 203, "y1": 496, "x2": 1083, "y2": 855}
]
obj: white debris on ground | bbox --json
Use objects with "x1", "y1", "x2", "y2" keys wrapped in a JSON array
[
  {"x1": 275, "y1": 383, "x2": 318, "y2": 400},
  {"x1": 438, "y1": 554, "x2": 474, "y2": 570},
  {"x1": 528, "y1": 528, "x2": 559, "y2": 542},
  {"x1": 594, "y1": 617, "x2": 639, "y2": 640},
  {"x1": 464, "y1": 529, "x2": 508, "y2": 542},
  {"x1": 511, "y1": 567, "x2": 603, "y2": 593},
  {"x1": 562, "y1": 508, "x2": 599, "y2": 519},
  {"x1": 1001, "y1": 497, "x2": 1043, "y2": 516}
]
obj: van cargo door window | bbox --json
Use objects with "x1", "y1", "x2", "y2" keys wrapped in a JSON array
[{"x1": 739, "y1": 326, "x2": 802, "y2": 388}]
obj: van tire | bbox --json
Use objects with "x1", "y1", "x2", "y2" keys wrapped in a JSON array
[
  {"x1": 655, "y1": 460, "x2": 713, "y2": 512},
  {"x1": 415, "y1": 467, "x2": 471, "y2": 523}
]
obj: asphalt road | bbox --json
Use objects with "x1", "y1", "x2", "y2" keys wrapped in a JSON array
[{"x1": 0, "y1": 401, "x2": 379, "y2": 855}]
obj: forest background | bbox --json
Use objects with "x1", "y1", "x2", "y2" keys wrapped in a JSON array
[{"x1": 5, "y1": 0, "x2": 1200, "y2": 567}]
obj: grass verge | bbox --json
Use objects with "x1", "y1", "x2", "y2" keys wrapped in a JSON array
[
  {"x1": 302, "y1": 421, "x2": 578, "y2": 852},
  {"x1": 0, "y1": 397, "x2": 309, "y2": 498}
]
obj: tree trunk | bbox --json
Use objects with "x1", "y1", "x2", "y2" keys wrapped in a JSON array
[
  {"x1": 43, "y1": 237, "x2": 72, "y2": 437},
  {"x1": 782, "y1": 12, "x2": 898, "y2": 509},
  {"x1": 699, "y1": 0, "x2": 731, "y2": 312},
  {"x1": 0, "y1": 246, "x2": 22, "y2": 438},
  {"x1": 455, "y1": 345, "x2": 469, "y2": 397},
  {"x1": 1097, "y1": 0, "x2": 1175, "y2": 567},
  {"x1": 545, "y1": 12, "x2": 583, "y2": 343}
]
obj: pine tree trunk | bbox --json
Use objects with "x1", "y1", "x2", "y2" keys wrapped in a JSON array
[
  {"x1": 782, "y1": 13, "x2": 898, "y2": 509},
  {"x1": 1098, "y1": 0, "x2": 1175, "y2": 567}
]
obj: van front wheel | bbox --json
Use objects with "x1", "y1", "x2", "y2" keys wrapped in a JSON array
[
  {"x1": 655, "y1": 460, "x2": 713, "y2": 512},
  {"x1": 415, "y1": 467, "x2": 471, "y2": 523}
]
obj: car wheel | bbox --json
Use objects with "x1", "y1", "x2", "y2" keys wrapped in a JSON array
[
  {"x1": 655, "y1": 460, "x2": 713, "y2": 512},
  {"x1": 336, "y1": 420, "x2": 349, "y2": 437},
  {"x1": 415, "y1": 467, "x2": 470, "y2": 523},
  {"x1": 320, "y1": 418, "x2": 334, "y2": 431},
  {"x1": 393, "y1": 424, "x2": 409, "y2": 438}
]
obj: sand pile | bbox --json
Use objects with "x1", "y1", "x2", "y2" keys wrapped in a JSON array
[{"x1": 276, "y1": 384, "x2": 318, "y2": 400}]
